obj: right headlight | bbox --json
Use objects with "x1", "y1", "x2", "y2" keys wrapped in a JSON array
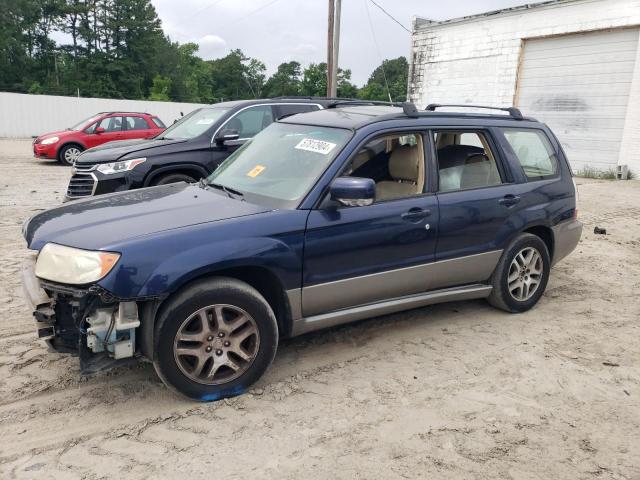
[
  {"x1": 96, "y1": 157, "x2": 146, "y2": 175},
  {"x1": 35, "y1": 243, "x2": 120, "y2": 285}
]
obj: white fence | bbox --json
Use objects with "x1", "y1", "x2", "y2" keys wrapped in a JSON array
[{"x1": 0, "y1": 92, "x2": 207, "y2": 138}]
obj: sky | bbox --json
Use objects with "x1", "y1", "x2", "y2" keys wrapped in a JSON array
[{"x1": 154, "y1": 0, "x2": 532, "y2": 86}]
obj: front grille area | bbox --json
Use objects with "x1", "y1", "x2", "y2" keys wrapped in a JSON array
[{"x1": 66, "y1": 172, "x2": 96, "y2": 198}]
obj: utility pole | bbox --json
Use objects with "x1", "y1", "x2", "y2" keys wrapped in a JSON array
[
  {"x1": 331, "y1": 0, "x2": 341, "y2": 98},
  {"x1": 327, "y1": 0, "x2": 335, "y2": 98}
]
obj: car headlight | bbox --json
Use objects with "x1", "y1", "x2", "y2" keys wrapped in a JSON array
[
  {"x1": 41, "y1": 136, "x2": 59, "y2": 145},
  {"x1": 35, "y1": 243, "x2": 120, "y2": 285},
  {"x1": 96, "y1": 158, "x2": 146, "y2": 175}
]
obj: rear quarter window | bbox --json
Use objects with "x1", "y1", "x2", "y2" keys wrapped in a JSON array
[
  {"x1": 501, "y1": 128, "x2": 558, "y2": 180},
  {"x1": 151, "y1": 117, "x2": 166, "y2": 128}
]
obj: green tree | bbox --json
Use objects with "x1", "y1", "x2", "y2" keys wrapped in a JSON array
[
  {"x1": 148, "y1": 74, "x2": 171, "y2": 100},
  {"x1": 263, "y1": 61, "x2": 301, "y2": 97},
  {"x1": 358, "y1": 56, "x2": 408, "y2": 102},
  {"x1": 300, "y1": 62, "x2": 359, "y2": 98}
]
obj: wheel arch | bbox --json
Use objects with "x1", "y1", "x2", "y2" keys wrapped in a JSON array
[
  {"x1": 140, "y1": 265, "x2": 293, "y2": 361},
  {"x1": 144, "y1": 164, "x2": 209, "y2": 186},
  {"x1": 521, "y1": 224, "x2": 554, "y2": 262},
  {"x1": 56, "y1": 141, "x2": 85, "y2": 159}
]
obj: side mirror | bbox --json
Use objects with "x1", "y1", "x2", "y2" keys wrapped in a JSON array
[
  {"x1": 330, "y1": 177, "x2": 375, "y2": 207},
  {"x1": 95, "y1": 126, "x2": 105, "y2": 134},
  {"x1": 215, "y1": 128, "x2": 240, "y2": 145}
]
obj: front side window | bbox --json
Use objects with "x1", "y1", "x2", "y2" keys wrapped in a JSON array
[
  {"x1": 71, "y1": 114, "x2": 101, "y2": 131},
  {"x1": 341, "y1": 133, "x2": 425, "y2": 202},
  {"x1": 207, "y1": 122, "x2": 351, "y2": 207},
  {"x1": 125, "y1": 116, "x2": 150, "y2": 130},
  {"x1": 97, "y1": 116, "x2": 123, "y2": 133},
  {"x1": 223, "y1": 105, "x2": 274, "y2": 139},
  {"x1": 161, "y1": 107, "x2": 230, "y2": 140},
  {"x1": 501, "y1": 128, "x2": 558, "y2": 180},
  {"x1": 434, "y1": 131, "x2": 502, "y2": 192}
]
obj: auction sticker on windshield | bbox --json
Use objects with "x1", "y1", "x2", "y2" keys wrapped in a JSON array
[
  {"x1": 295, "y1": 138, "x2": 337, "y2": 155},
  {"x1": 247, "y1": 165, "x2": 266, "y2": 177}
]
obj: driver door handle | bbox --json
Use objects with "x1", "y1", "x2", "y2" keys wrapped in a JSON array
[
  {"x1": 401, "y1": 208, "x2": 431, "y2": 222},
  {"x1": 499, "y1": 194, "x2": 521, "y2": 207}
]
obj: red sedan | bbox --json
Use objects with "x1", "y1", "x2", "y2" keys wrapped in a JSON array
[{"x1": 33, "y1": 112, "x2": 166, "y2": 166}]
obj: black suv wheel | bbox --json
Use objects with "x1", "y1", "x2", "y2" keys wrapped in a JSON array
[
  {"x1": 488, "y1": 233, "x2": 550, "y2": 313},
  {"x1": 152, "y1": 173, "x2": 196, "y2": 186},
  {"x1": 153, "y1": 277, "x2": 278, "y2": 401}
]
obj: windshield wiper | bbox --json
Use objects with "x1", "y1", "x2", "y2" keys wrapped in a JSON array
[{"x1": 207, "y1": 182, "x2": 244, "y2": 200}]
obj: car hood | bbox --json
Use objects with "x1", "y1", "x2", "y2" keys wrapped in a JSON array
[
  {"x1": 36, "y1": 130, "x2": 76, "y2": 142},
  {"x1": 77, "y1": 138, "x2": 188, "y2": 164},
  {"x1": 24, "y1": 183, "x2": 272, "y2": 251}
]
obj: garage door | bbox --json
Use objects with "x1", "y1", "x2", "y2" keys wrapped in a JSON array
[{"x1": 515, "y1": 28, "x2": 638, "y2": 171}]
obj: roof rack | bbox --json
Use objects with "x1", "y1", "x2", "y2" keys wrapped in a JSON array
[
  {"x1": 97, "y1": 111, "x2": 151, "y2": 115},
  {"x1": 326, "y1": 100, "x2": 403, "y2": 109},
  {"x1": 425, "y1": 104, "x2": 523, "y2": 120}
]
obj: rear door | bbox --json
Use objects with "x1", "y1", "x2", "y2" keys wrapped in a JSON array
[
  {"x1": 274, "y1": 103, "x2": 321, "y2": 120},
  {"x1": 433, "y1": 129, "x2": 525, "y2": 275},
  {"x1": 123, "y1": 115, "x2": 155, "y2": 140}
]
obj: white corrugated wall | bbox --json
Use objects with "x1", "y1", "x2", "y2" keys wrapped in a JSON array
[{"x1": 0, "y1": 92, "x2": 207, "y2": 138}]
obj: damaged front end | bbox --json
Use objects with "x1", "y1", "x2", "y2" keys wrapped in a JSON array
[{"x1": 22, "y1": 252, "x2": 147, "y2": 374}]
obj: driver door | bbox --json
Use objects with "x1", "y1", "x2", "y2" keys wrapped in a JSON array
[{"x1": 302, "y1": 130, "x2": 439, "y2": 317}]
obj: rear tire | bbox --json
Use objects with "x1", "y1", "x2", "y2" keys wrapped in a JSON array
[
  {"x1": 57, "y1": 144, "x2": 83, "y2": 166},
  {"x1": 153, "y1": 277, "x2": 278, "y2": 401},
  {"x1": 151, "y1": 173, "x2": 196, "y2": 186},
  {"x1": 487, "y1": 233, "x2": 550, "y2": 313}
]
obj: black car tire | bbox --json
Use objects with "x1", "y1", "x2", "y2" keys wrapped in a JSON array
[
  {"x1": 487, "y1": 233, "x2": 551, "y2": 313},
  {"x1": 151, "y1": 173, "x2": 197, "y2": 186},
  {"x1": 57, "y1": 143, "x2": 84, "y2": 166},
  {"x1": 153, "y1": 277, "x2": 278, "y2": 401}
]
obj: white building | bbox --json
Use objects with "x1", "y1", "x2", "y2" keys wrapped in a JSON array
[{"x1": 408, "y1": 0, "x2": 640, "y2": 174}]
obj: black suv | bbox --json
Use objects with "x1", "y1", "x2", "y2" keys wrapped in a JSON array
[{"x1": 65, "y1": 98, "x2": 336, "y2": 200}]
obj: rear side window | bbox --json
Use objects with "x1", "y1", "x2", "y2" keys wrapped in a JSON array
[
  {"x1": 501, "y1": 128, "x2": 558, "y2": 180},
  {"x1": 275, "y1": 104, "x2": 318, "y2": 120},
  {"x1": 152, "y1": 117, "x2": 166, "y2": 128},
  {"x1": 125, "y1": 116, "x2": 150, "y2": 130},
  {"x1": 434, "y1": 131, "x2": 502, "y2": 192}
]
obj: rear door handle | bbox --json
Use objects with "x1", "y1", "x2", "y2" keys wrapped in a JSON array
[
  {"x1": 499, "y1": 194, "x2": 521, "y2": 207},
  {"x1": 401, "y1": 208, "x2": 431, "y2": 222}
]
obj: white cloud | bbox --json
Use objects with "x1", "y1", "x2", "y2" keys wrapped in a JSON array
[{"x1": 198, "y1": 35, "x2": 228, "y2": 60}]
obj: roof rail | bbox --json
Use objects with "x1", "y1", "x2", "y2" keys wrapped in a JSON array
[
  {"x1": 425, "y1": 104, "x2": 523, "y2": 120},
  {"x1": 270, "y1": 96, "x2": 359, "y2": 101},
  {"x1": 326, "y1": 100, "x2": 403, "y2": 109},
  {"x1": 402, "y1": 102, "x2": 419, "y2": 118},
  {"x1": 97, "y1": 111, "x2": 151, "y2": 115}
]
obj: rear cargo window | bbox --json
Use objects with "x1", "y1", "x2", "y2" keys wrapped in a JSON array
[{"x1": 501, "y1": 128, "x2": 558, "y2": 180}]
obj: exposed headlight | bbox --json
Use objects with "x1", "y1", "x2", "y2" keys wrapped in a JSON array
[
  {"x1": 35, "y1": 243, "x2": 120, "y2": 285},
  {"x1": 96, "y1": 158, "x2": 146, "y2": 175},
  {"x1": 41, "y1": 136, "x2": 59, "y2": 145}
]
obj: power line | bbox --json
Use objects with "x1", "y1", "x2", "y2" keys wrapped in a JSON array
[
  {"x1": 368, "y1": 0, "x2": 411, "y2": 33},
  {"x1": 217, "y1": 0, "x2": 284, "y2": 32},
  {"x1": 170, "y1": 0, "x2": 227, "y2": 31},
  {"x1": 363, "y1": 0, "x2": 392, "y2": 103}
]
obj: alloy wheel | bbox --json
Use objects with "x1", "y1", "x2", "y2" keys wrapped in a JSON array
[
  {"x1": 64, "y1": 147, "x2": 81, "y2": 164},
  {"x1": 173, "y1": 304, "x2": 260, "y2": 385},
  {"x1": 507, "y1": 247, "x2": 543, "y2": 301}
]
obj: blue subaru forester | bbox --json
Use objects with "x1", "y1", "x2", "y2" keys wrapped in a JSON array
[{"x1": 22, "y1": 102, "x2": 582, "y2": 400}]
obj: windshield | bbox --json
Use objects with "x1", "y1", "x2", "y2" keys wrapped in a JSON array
[
  {"x1": 161, "y1": 108, "x2": 230, "y2": 140},
  {"x1": 206, "y1": 122, "x2": 352, "y2": 208},
  {"x1": 70, "y1": 114, "x2": 101, "y2": 131}
]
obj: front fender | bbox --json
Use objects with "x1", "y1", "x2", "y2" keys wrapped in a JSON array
[
  {"x1": 97, "y1": 210, "x2": 308, "y2": 299},
  {"x1": 138, "y1": 236, "x2": 301, "y2": 297}
]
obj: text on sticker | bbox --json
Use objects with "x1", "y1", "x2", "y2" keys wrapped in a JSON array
[{"x1": 295, "y1": 138, "x2": 337, "y2": 155}]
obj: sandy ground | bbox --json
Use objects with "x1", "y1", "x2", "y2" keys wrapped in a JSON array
[{"x1": 0, "y1": 138, "x2": 639, "y2": 479}]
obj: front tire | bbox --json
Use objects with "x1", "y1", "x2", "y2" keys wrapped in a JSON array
[
  {"x1": 487, "y1": 233, "x2": 550, "y2": 313},
  {"x1": 58, "y1": 144, "x2": 83, "y2": 166},
  {"x1": 153, "y1": 277, "x2": 278, "y2": 401}
]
